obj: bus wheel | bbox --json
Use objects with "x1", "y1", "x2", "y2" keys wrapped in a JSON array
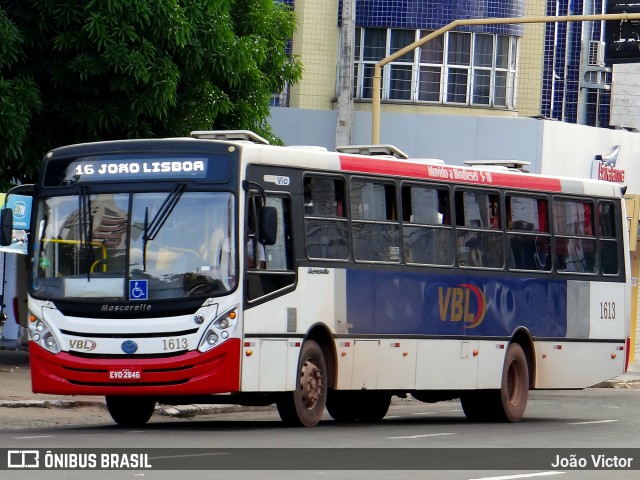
[
  {"x1": 106, "y1": 396, "x2": 156, "y2": 427},
  {"x1": 461, "y1": 343, "x2": 529, "y2": 423},
  {"x1": 494, "y1": 342, "x2": 529, "y2": 422},
  {"x1": 326, "y1": 391, "x2": 359, "y2": 422},
  {"x1": 276, "y1": 340, "x2": 327, "y2": 427},
  {"x1": 357, "y1": 393, "x2": 391, "y2": 422},
  {"x1": 327, "y1": 391, "x2": 390, "y2": 422},
  {"x1": 460, "y1": 391, "x2": 490, "y2": 422}
]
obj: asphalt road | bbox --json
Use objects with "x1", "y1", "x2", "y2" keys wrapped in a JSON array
[{"x1": 0, "y1": 388, "x2": 639, "y2": 480}]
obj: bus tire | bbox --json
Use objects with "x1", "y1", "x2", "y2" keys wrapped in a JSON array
[
  {"x1": 326, "y1": 391, "x2": 359, "y2": 422},
  {"x1": 106, "y1": 396, "x2": 156, "y2": 427},
  {"x1": 460, "y1": 391, "x2": 490, "y2": 422},
  {"x1": 276, "y1": 340, "x2": 327, "y2": 427},
  {"x1": 357, "y1": 393, "x2": 391, "y2": 422},
  {"x1": 327, "y1": 391, "x2": 390, "y2": 422},
  {"x1": 494, "y1": 342, "x2": 529, "y2": 422}
]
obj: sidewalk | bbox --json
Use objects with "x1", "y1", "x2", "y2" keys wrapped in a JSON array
[
  {"x1": 0, "y1": 349, "x2": 105, "y2": 408},
  {"x1": 1, "y1": 349, "x2": 639, "y2": 413},
  {"x1": 0, "y1": 349, "x2": 261, "y2": 418}
]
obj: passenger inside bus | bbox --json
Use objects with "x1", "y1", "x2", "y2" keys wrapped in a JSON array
[
  {"x1": 247, "y1": 232, "x2": 266, "y2": 269},
  {"x1": 534, "y1": 236, "x2": 551, "y2": 271},
  {"x1": 246, "y1": 201, "x2": 266, "y2": 269}
]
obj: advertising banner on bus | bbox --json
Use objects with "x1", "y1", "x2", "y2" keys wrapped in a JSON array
[{"x1": 0, "y1": 193, "x2": 31, "y2": 255}]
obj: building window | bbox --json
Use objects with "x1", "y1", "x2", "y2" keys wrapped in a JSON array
[{"x1": 353, "y1": 28, "x2": 518, "y2": 108}]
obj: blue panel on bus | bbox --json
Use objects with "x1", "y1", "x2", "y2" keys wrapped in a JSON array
[{"x1": 345, "y1": 270, "x2": 567, "y2": 338}]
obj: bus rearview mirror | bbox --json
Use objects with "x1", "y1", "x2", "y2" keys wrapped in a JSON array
[
  {"x1": 0, "y1": 208, "x2": 13, "y2": 246},
  {"x1": 259, "y1": 206, "x2": 278, "y2": 246}
]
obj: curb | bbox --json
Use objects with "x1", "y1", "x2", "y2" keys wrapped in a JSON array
[
  {"x1": 0, "y1": 399, "x2": 105, "y2": 409},
  {"x1": 0, "y1": 399, "x2": 274, "y2": 418},
  {"x1": 593, "y1": 379, "x2": 640, "y2": 389},
  {"x1": 157, "y1": 404, "x2": 275, "y2": 418}
]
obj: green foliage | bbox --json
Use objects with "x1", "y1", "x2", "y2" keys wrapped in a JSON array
[
  {"x1": 0, "y1": 7, "x2": 41, "y2": 189},
  {"x1": 0, "y1": 0, "x2": 301, "y2": 186}
]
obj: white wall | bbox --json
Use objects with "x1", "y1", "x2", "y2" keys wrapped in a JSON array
[
  {"x1": 539, "y1": 120, "x2": 640, "y2": 192},
  {"x1": 611, "y1": 63, "x2": 640, "y2": 131},
  {"x1": 270, "y1": 107, "x2": 545, "y2": 172}
]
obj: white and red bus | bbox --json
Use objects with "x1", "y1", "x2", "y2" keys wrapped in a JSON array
[{"x1": 0, "y1": 131, "x2": 631, "y2": 427}]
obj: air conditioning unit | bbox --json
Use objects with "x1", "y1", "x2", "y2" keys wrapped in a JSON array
[{"x1": 588, "y1": 41, "x2": 605, "y2": 66}]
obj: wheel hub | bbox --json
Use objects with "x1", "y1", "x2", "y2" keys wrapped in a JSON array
[{"x1": 300, "y1": 359, "x2": 323, "y2": 409}]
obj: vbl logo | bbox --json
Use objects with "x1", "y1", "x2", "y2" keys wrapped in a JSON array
[
  {"x1": 437, "y1": 283, "x2": 486, "y2": 329},
  {"x1": 69, "y1": 339, "x2": 97, "y2": 351}
]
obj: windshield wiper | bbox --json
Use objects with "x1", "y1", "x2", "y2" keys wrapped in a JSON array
[
  {"x1": 142, "y1": 184, "x2": 185, "y2": 270},
  {"x1": 78, "y1": 186, "x2": 94, "y2": 280}
]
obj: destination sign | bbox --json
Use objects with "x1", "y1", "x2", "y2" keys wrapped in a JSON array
[
  {"x1": 44, "y1": 153, "x2": 234, "y2": 186},
  {"x1": 67, "y1": 157, "x2": 208, "y2": 183}
]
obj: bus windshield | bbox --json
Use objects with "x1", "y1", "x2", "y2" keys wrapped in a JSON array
[{"x1": 32, "y1": 191, "x2": 236, "y2": 301}]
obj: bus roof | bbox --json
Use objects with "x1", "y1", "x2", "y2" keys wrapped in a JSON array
[{"x1": 45, "y1": 133, "x2": 623, "y2": 199}]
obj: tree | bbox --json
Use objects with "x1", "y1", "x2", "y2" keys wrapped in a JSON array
[
  {"x1": 0, "y1": 7, "x2": 41, "y2": 188},
  {"x1": 0, "y1": 0, "x2": 301, "y2": 187}
]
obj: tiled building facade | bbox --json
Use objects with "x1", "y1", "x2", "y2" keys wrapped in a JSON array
[{"x1": 282, "y1": 0, "x2": 612, "y2": 127}]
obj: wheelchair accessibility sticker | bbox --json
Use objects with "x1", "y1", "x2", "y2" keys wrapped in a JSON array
[{"x1": 129, "y1": 280, "x2": 148, "y2": 300}]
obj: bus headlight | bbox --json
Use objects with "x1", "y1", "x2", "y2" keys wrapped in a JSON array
[
  {"x1": 44, "y1": 333, "x2": 58, "y2": 351},
  {"x1": 198, "y1": 306, "x2": 238, "y2": 353},
  {"x1": 29, "y1": 318, "x2": 61, "y2": 354}
]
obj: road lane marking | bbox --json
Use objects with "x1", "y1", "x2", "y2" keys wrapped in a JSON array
[
  {"x1": 14, "y1": 435, "x2": 54, "y2": 439},
  {"x1": 568, "y1": 419, "x2": 618, "y2": 425},
  {"x1": 468, "y1": 472, "x2": 565, "y2": 480},
  {"x1": 386, "y1": 432, "x2": 456, "y2": 439}
]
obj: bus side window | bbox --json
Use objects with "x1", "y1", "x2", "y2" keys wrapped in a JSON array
[
  {"x1": 553, "y1": 198, "x2": 596, "y2": 274},
  {"x1": 598, "y1": 202, "x2": 619, "y2": 275},
  {"x1": 402, "y1": 185, "x2": 453, "y2": 266},
  {"x1": 506, "y1": 196, "x2": 550, "y2": 271},
  {"x1": 350, "y1": 179, "x2": 400, "y2": 263},
  {"x1": 454, "y1": 190, "x2": 503, "y2": 269},
  {"x1": 304, "y1": 176, "x2": 349, "y2": 260}
]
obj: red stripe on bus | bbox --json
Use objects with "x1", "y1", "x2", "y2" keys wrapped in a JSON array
[
  {"x1": 339, "y1": 155, "x2": 563, "y2": 192},
  {"x1": 29, "y1": 339, "x2": 241, "y2": 396}
]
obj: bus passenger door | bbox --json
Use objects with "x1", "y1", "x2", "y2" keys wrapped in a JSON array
[{"x1": 245, "y1": 194, "x2": 295, "y2": 302}]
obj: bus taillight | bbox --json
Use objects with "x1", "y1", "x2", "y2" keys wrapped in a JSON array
[{"x1": 625, "y1": 337, "x2": 631, "y2": 373}]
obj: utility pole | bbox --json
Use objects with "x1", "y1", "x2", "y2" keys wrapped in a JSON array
[
  {"x1": 577, "y1": 1, "x2": 594, "y2": 125},
  {"x1": 336, "y1": 0, "x2": 355, "y2": 148}
]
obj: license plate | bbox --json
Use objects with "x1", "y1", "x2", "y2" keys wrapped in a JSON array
[{"x1": 108, "y1": 367, "x2": 143, "y2": 382}]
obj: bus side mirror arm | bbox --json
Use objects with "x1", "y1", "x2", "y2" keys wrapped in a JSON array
[{"x1": 0, "y1": 209, "x2": 13, "y2": 246}]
